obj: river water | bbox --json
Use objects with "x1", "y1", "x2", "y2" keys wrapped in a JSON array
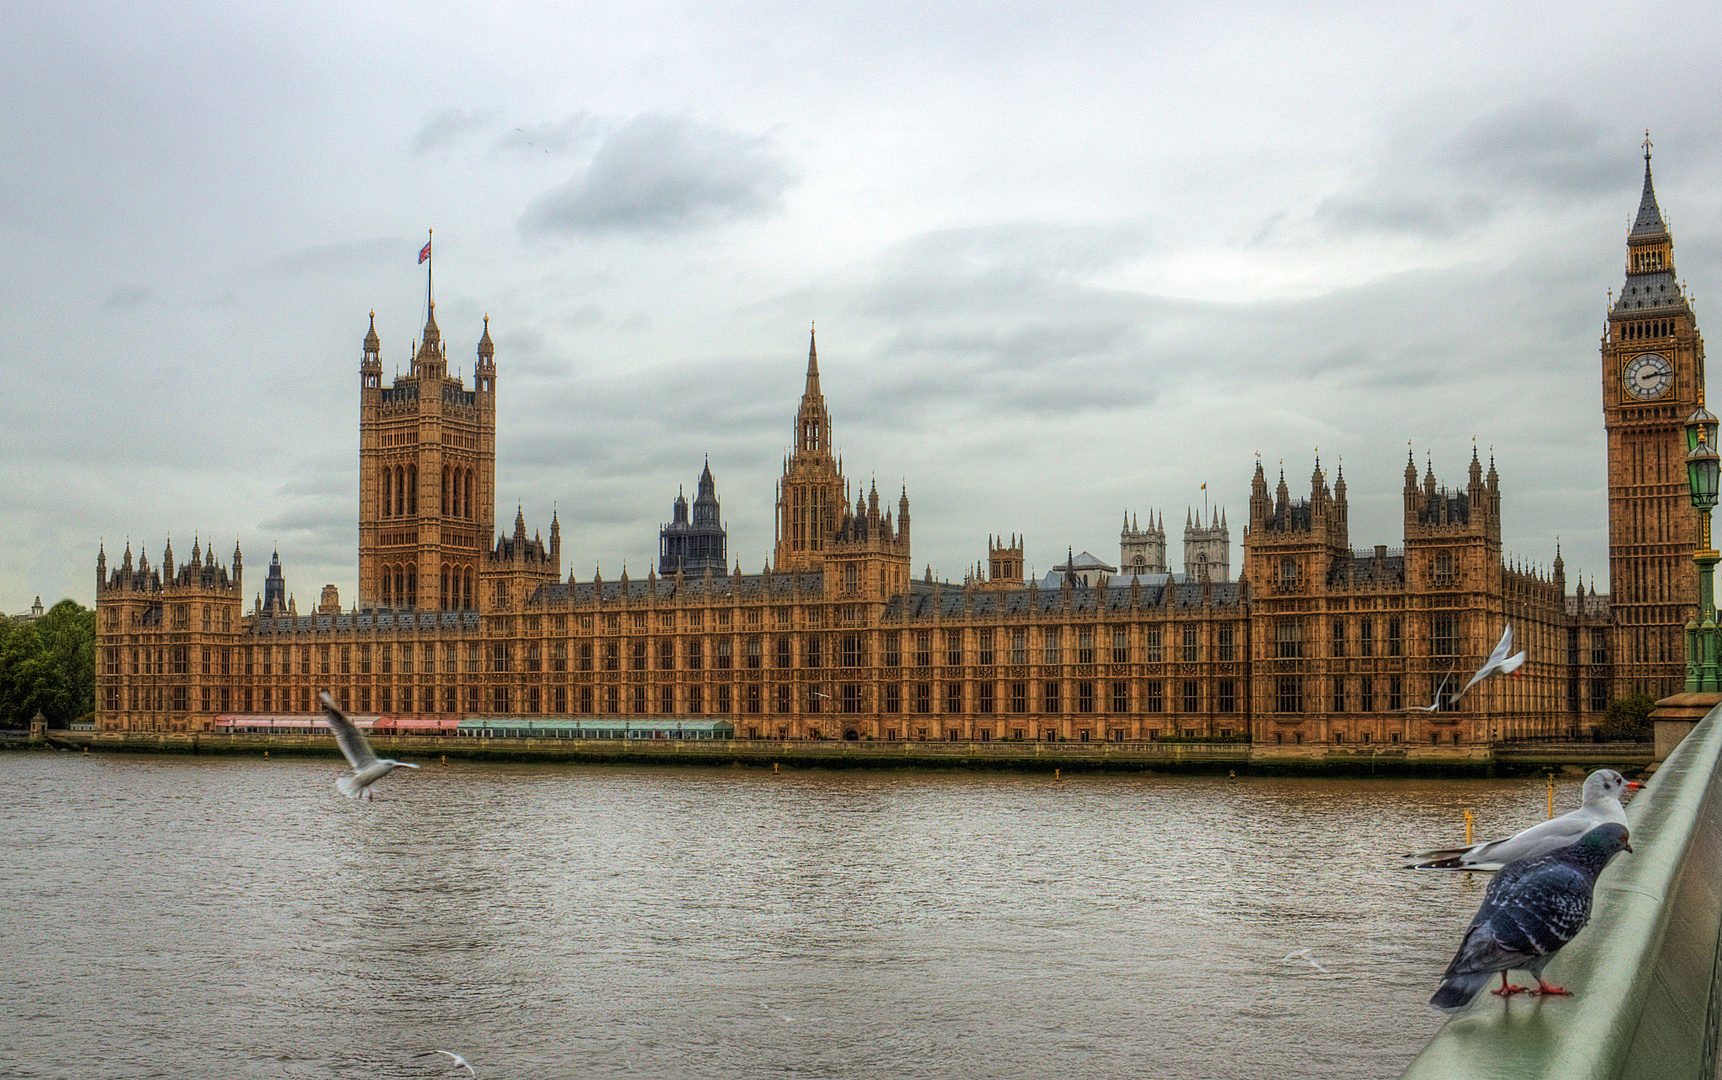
[{"x1": 0, "y1": 755, "x2": 1610, "y2": 1079}]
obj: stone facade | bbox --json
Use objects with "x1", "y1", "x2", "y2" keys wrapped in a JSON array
[{"x1": 92, "y1": 155, "x2": 1689, "y2": 745}]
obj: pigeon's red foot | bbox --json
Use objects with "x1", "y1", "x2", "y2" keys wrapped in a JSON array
[
  {"x1": 1531, "y1": 980, "x2": 1571, "y2": 997},
  {"x1": 1492, "y1": 973, "x2": 1528, "y2": 997}
]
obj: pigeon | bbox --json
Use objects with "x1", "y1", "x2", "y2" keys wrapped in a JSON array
[
  {"x1": 320, "y1": 692, "x2": 419, "y2": 800},
  {"x1": 416, "y1": 1050, "x2": 476, "y2": 1075},
  {"x1": 1404, "y1": 673, "x2": 1453, "y2": 713},
  {"x1": 1456, "y1": 625, "x2": 1527, "y2": 700},
  {"x1": 1405, "y1": 769, "x2": 1639, "y2": 871},
  {"x1": 1430, "y1": 822, "x2": 1631, "y2": 1011}
]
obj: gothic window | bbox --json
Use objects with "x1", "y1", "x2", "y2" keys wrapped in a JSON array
[
  {"x1": 978, "y1": 631, "x2": 994, "y2": 666},
  {"x1": 1077, "y1": 681, "x2": 1095, "y2": 713},
  {"x1": 1181, "y1": 628, "x2": 1198, "y2": 663},
  {"x1": 885, "y1": 684, "x2": 901, "y2": 714},
  {"x1": 1011, "y1": 682, "x2": 1027, "y2": 713},
  {"x1": 1043, "y1": 679, "x2": 1061, "y2": 712},
  {"x1": 841, "y1": 635, "x2": 861, "y2": 668},
  {"x1": 978, "y1": 683, "x2": 995, "y2": 714},
  {"x1": 1388, "y1": 676, "x2": 1404, "y2": 711},
  {"x1": 1217, "y1": 679, "x2": 1236, "y2": 712},
  {"x1": 1144, "y1": 628, "x2": 1162, "y2": 664},
  {"x1": 746, "y1": 637, "x2": 762, "y2": 669},
  {"x1": 1012, "y1": 631, "x2": 1027, "y2": 665},
  {"x1": 1280, "y1": 557, "x2": 1298, "y2": 591},
  {"x1": 1433, "y1": 617, "x2": 1458, "y2": 656},
  {"x1": 883, "y1": 632, "x2": 901, "y2": 668},
  {"x1": 1112, "y1": 630, "x2": 1128, "y2": 664},
  {"x1": 915, "y1": 632, "x2": 931, "y2": 667},
  {"x1": 1276, "y1": 621, "x2": 1303, "y2": 659},
  {"x1": 1181, "y1": 680, "x2": 1199, "y2": 713},
  {"x1": 1434, "y1": 551, "x2": 1454, "y2": 586},
  {"x1": 914, "y1": 683, "x2": 931, "y2": 713},
  {"x1": 842, "y1": 684, "x2": 861, "y2": 714},
  {"x1": 717, "y1": 640, "x2": 733, "y2": 670},
  {"x1": 383, "y1": 469, "x2": 393, "y2": 516},
  {"x1": 1387, "y1": 618, "x2": 1403, "y2": 657},
  {"x1": 1360, "y1": 619, "x2": 1374, "y2": 657},
  {"x1": 946, "y1": 631, "x2": 963, "y2": 667},
  {"x1": 1275, "y1": 676, "x2": 1303, "y2": 713},
  {"x1": 1111, "y1": 680, "x2": 1128, "y2": 713},
  {"x1": 407, "y1": 464, "x2": 418, "y2": 514},
  {"x1": 804, "y1": 636, "x2": 821, "y2": 669},
  {"x1": 775, "y1": 637, "x2": 791, "y2": 669},
  {"x1": 631, "y1": 641, "x2": 646, "y2": 670},
  {"x1": 1077, "y1": 630, "x2": 1094, "y2": 665},
  {"x1": 945, "y1": 682, "x2": 963, "y2": 714},
  {"x1": 1331, "y1": 620, "x2": 1345, "y2": 658},
  {"x1": 1044, "y1": 629, "x2": 1061, "y2": 665},
  {"x1": 1217, "y1": 627, "x2": 1235, "y2": 663},
  {"x1": 604, "y1": 642, "x2": 619, "y2": 671}
]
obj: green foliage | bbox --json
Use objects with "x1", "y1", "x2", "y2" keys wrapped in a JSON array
[
  {"x1": 1597, "y1": 692, "x2": 1658, "y2": 742},
  {"x1": 0, "y1": 600, "x2": 94, "y2": 727}
]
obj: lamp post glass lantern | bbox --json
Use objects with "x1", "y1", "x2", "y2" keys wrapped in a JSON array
[{"x1": 1683, "y1": 396, "x2": 1720, "y2": 691}]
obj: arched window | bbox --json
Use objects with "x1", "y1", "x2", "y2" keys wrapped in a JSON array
[
  {"x1": 442, "y1": 467, "x2": 450, "y2": 516},
  {"x1": 465, "y1": 468, "x2": 474, "y2": 519},
  {"x1": 1280, "y1": 557, "x2": 1298, "y2": 590},
  {"x1": 406, "y1": 566, "x2": 417, "y2": 607},
  {"x1": 407, "y1": 465, "x2": 418, "y2": 514},
  {"x1": 441, "y1": 565, "x2": 450, "y2": 610},
  {"x1": 394, "y1": 566, "x2": 405, "y2": 606},
  {"x1": 395, "y1": 466, "x2": 405, "y2": 517},
  {"x1": 382, "y1": 468, "x2": 392, "y2": 517},
  {"x1": 381, "y1": 569, "x2": 392, "y2": 606}
]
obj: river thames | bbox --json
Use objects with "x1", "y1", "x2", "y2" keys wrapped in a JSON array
[{"x1": 0, "y1": 755, "x2": 1613, "y2": 1078}]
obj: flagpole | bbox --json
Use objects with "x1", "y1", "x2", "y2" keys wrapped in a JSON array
[{"x1": 426, "y1": 228, "x2": 433, "y2": 317}]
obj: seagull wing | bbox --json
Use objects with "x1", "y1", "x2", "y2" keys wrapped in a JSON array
[
  {"x1": 320, "y1": 692, "x2": 378, "y2": 772},
  {"x1": 1500, "y1": 651, "x2": 1527, "y2": 675},
  {"x1": 1488, "y1": 625, "x2": 1513, "y2": 666}
]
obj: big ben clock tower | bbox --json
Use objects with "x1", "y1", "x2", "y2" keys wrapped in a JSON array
[{"x1": 1603, "y1": 137, "x2": 1706, "y2": 697}]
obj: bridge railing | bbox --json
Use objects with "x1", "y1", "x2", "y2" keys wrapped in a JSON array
[{"x1": 1400, "y1": 699, "x2": 1722, "y2": 1079}]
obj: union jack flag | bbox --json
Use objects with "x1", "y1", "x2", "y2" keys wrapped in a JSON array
[{"x1": 418, "y1": 238, "x2": 431, "y2": 264}]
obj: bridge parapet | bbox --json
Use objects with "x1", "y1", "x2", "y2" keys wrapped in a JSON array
[{"x1": 1401, "y1": 700, "x2": 1722, "y2": 1078}]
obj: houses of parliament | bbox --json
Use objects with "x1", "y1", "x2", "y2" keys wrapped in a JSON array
[{"x1": 92, "y1": 150, "x2": 1704, "y2": 749}]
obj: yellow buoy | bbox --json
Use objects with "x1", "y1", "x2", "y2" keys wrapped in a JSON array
[
  {"x1": 773, "y1": 762, "x2": 779, "y2": 774},
  {"x1": 1464, "y1": 809, "x2": 1474, "y2": 845},
  {"x1": 1055, "y1": 768, "x2": 1061, "y2": 781}
]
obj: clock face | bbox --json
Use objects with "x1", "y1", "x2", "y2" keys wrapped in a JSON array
[{"x1": 1624, "y1": 352, "x2": 1674, "y2": 400}]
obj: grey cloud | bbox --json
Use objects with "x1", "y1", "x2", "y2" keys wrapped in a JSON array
[
  {"x1": 520, "y1": 114, "x2": 793, "y2": 235},
  {"x1": 1315, "y1": 100, "x2": 1624, "y2": 240},
  {"x1": 493, "y1": 114, "x2": 600, "y2": 157},
  {"x1": 272, "y1": 237, "x2": 404, "y2": 276},
  {"x1": 105, "y1": 285, "x2": 152, "y2": 310},
  {"x1": 409, "y1": 108, "x2": 498, "y2": 155},
  {"x1": 1441, "y1": 101, "x2": 1617, "y2": 197}
]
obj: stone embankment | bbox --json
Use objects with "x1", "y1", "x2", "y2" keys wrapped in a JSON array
[{"x1": 23, "y1": 729, "x2": 1653, "y2": 777}]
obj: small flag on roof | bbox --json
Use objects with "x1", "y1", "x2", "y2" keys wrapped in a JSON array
[{"x1": 418, "y1": 237, "x2": 432, "y2": 264}]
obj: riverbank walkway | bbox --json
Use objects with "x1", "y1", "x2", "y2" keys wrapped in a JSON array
[{"x1": 1401, "y1": 699, "x2": 1722, "y2": 1078}]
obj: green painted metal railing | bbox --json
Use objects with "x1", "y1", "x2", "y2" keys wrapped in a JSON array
[{"x1": 1401, "y1": 701, "x2": 1722, "y2": 1078}]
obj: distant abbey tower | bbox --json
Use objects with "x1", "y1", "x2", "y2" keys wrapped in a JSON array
[
  {"x1": 356, "y1": 299, "x2": 497, "y2": 611},
  {"x1": 1119, "y1": 511, "x2": 1166, "y2": 576},
  {"x1": 1184, "y1": 506, "x2": 1230, "y2": 583}
]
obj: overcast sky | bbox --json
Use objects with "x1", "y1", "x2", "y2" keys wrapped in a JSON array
[{"x1": 5, "y1": 1, "x2": 1722, "y2": 615}]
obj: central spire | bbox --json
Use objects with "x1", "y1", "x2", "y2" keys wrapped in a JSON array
[
  {"x1": 1632, "y1": 133, "x2": 1668, "y2": 237},
  {"x1": 805, "y1": 322, "x2": 821, "y2": 399}
]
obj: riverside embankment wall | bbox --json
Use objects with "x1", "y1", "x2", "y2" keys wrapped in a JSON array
[{"x1": 23, "y1": 730, "x2": 1651, "y2": 777}]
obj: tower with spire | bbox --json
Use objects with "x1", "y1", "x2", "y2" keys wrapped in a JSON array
[
  {"x1": 660, "y1": 460, "x2": 729, "y2": 575},
  {"x1": 1119, "y1": 511, "x2": 1167, "y2": 577},
  {"x1": 774, "y1": 325, "x2": 853, "y2": 573},
  {"x1": 1601, "y1": 136, "x2": 1705, "y2": 697},
  {"x1": 1183, "y1": 505, "x2": 1231, "y2": 583},
  {"x1": 356, "y1": 272, "x2": 499, "y2": 611}
]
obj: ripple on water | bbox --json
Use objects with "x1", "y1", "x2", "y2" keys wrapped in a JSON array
[{"x1": 0, "y1": 755, "x2": 1599, "y2": 1078}]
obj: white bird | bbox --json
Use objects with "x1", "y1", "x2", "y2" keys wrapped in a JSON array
[
  {"x1": 1405, "y1": 673, "x2": 1453, "y2": 712},
  {"x1": 416, "y1": 1050, "x2": 476, "y2": 1076},
  {"x1": 1405, "y1": 769, "x2": 1640, "y2": 871},
  {"x1": 321, "y1": 692, "x2": 419, "y2": 800},
  {"x1": 1455, "y1": 625, "x2": 1526, "y2": 700}
]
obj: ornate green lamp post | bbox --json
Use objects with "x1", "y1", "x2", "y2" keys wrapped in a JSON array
[{"x1": 1683, "y1": 394, "x2": 1720, "y2": 692}]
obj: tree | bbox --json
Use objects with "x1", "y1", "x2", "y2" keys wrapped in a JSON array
[
  {"x1": 1597, "y1": 692, "x2": 1657, "y2": 742},
  {"x1": 0, "y1": 600, "x2": 94, "y2": 727}
]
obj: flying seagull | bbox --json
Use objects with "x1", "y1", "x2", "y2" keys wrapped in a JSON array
[
  {"x1": 416, "y1": 1050, "x2": 476, "y2": 1076},
  {"x1": 1431, "y1": 822, "x2": 1631, "y2": 1011},
  {"x1": 320, "y1": 692, "x2": 419, "y2": 800},
  {"x1": 1456, "y1": 625, "x2": 1526, "y2": 700},
  {"x1": 1404, "y1": 673, "x2": 1454, "y2": 713},
  {"x1": 1405, "y1": 769, "x2": 1638, "y2": 871}
]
